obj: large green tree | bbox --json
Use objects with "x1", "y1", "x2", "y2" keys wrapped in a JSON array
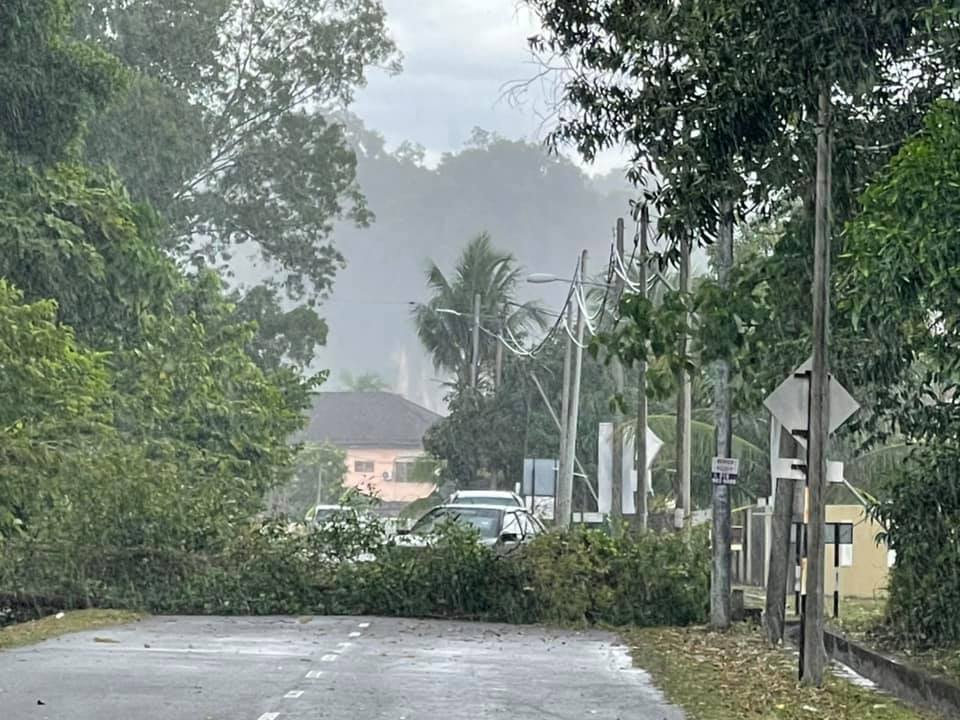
[
  {"x1": 74, "y1": 0, "x2": 400, "y2": 371},
  {"x1": 0, "y1": 0, "x2": 314, "y2": 568},
  {"x1": 77, "y1": 0, "x2": 399, "y2": 297},
  {"x1": 0, "y1": 0, "x2": 122, "y2": 163},
  {"x1": 839, "y1": 101, "x2": 960, "y2": 645}
]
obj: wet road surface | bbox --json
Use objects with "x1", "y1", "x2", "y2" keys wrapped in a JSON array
[{"x1": 0, "y1": 615, "x2": 683, "y2": 719}]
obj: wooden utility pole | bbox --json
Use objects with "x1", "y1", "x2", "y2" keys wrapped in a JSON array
[
  {"x1": 802, "y1": 89, "x2": 833, "y2": 687},
  {"x1": 637, "y1": 207, "x2": 650, "y2": 530},
  {"x1": 558, "y1": 251, "x2": 587, "y2": 530},
  {"x1": 765, "y1": 427, "x2": 801, "y2": 644},
  {"x1": 611, "y1": 219, "x2": 626, "y2": 527},
  {"x1": 677, "y1": 235, "x2": 692, "y2": 529},
  {"x1": 710, "y1": 202, "x2": 734, "y2": 629},
  {"x1": 470, "y1": 292, "x2": 481, "y2": 389}
]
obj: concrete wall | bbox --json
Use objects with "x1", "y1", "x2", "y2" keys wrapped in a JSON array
[{"x1": 343, "y1": 447, "x2": 436, "y2": 504}]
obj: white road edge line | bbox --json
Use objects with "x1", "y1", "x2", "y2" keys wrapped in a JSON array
[
  {"x1": 305, "y1": 670, "x2": 323, "y2": 679},
  {"x1": 348, "y1": 631, "x2": 361, "y2": 638},
  {"x1": 336, "y1": 642, "x2": 352, "y2": 650},
  {"x1": 357, "y1": 622, "x2": 370, "y2": 628},
  {"x1": 284, "y1": 690, "x2": 304, "y2": 699},
  {"x1": 321, "y1": 654, "x2": 338, "y2": 662},
  {"x1": 257, "y1": 713, "x2": 280, "y2": 720}
]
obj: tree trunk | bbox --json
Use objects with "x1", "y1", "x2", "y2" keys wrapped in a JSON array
[{"x1": 765, "y1": 471, "x2": 796, "y2": 644}]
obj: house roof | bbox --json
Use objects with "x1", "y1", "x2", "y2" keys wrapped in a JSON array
[{"x1": 299, "y1": 391, "x2": 443, "y2": 449}]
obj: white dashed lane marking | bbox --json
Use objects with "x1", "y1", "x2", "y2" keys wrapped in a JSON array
[{"x1": 258, "y1": 623, "x2": 369, "y2": 716}]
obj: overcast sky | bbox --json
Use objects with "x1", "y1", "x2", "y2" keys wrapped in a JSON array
[{"x1": 352, "y1": 0, "x2": 626, "y2": 174}]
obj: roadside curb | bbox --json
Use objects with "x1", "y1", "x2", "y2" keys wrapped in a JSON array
[{"x1": 786, "y1": 622, "x2": 960, "y2": 718}]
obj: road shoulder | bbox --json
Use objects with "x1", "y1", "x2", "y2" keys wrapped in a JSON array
[{"x1": 0, "y1": 609, "x2": 143, "y2": 651}]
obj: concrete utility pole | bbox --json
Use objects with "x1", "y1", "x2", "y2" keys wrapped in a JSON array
[
  {"x1": 470, "y1": 293, "x2": 481, "y2": 389},
  {"x1": 637, "y1": 206, "x2": 650, "y2": 530},
  {"x1": 315, "y1": 467, "x2": 323, "y2": 507},
  {"x1": 557, "y1": 251, "x2": 587, "y2": 530},
  {"x1": 611, "y1": 219, "x2": 626, "y2": 527},
  {"x1": 677, "y1": 235, "x2": 692, "y2": 529},
  {"x1": 710, "y1": 202, "x2": 734, "y2": 630},
  {"x1": 802, "y1": 90, "x2": 833, "y2": 687},
  {"x1": 557, "y1": 304, "x2": 573, "y2": 519},
  {"x1": 494, "y1": 315, "x2": 504, "y2": 390}
]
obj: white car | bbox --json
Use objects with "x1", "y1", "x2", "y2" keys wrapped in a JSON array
[
  {"x1": 394, "y1": 503, "x2": 544, "y2": 550},
  {"x1": 447, "y1": 490, "x2": 524, "y2": 508},
  {"x1": 305, "y1": 504, "x2": 360, "y2": 527}
]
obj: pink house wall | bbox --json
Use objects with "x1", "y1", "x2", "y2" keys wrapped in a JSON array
[{"x1": 343, "y1": 447, "x2": 436, "y2": 503}]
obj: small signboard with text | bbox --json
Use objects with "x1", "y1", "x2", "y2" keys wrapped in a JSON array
[{"x1": 711, "y1": 457, "x2": 739, "y2": 486}]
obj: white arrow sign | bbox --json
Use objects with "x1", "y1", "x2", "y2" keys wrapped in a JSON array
[{"x1": 763, "y1": 356, "x2": 860, "y2": 447}]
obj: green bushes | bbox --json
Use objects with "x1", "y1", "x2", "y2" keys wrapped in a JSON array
[
  {"x1": 873, "y1": 444, "x2": 960, "y2": 646},
  {"x1": 0, "y1": 522, "x2": 710, "y2": 628},
  {"x1": 519, "y1": 526, "x2": 710, "y2": 626}
]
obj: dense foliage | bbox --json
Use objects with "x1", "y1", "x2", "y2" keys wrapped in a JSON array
[
  {"x1": 1, "y1": 519, "x2": 710, "y2": 628},
  {"x1": 0, "y1": 0, "x2": 312, "y2": 603},
  {"x1": 841, "y1": 102, "x2": 960, "y2": 645}
]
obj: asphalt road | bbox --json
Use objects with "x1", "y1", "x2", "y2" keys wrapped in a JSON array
[{"x1": 0, "y1": 615, "x2": 683, "y2": 720}]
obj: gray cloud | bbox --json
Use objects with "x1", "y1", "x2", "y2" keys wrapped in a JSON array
[{"x1": 353, "y1": 1, "x2": 626, "y2": 173}]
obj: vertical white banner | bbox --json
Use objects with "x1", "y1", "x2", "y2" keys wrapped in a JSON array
[{"x1": 597, "y1": 424, "x2": 640, "y2": 514}]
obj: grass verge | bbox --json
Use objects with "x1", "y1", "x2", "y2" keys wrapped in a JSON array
[
  {"x1": 828, "y1": 597, "x2": 886, "y2": 640},
  {"x1": 0, "y1": 609, "x2": 143, "y2": 651},
  {"x1": 627, "y1": 623, "x2": 932, "y2": 720}
]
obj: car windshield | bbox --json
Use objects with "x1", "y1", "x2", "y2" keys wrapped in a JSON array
[
  {"x1": 312, "y1": 508, "x2": 341, "y2": 522},
  {"x1": 454, "y1": 495, "x2": 519, "y2": 507},
  {"x1": 411, "y1": 508, "x2": 501, "y2": 539}
]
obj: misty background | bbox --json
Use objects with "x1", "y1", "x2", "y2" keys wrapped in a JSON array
[{"x1": 231, "y1": 0, "x2": 699, "y2": 411}]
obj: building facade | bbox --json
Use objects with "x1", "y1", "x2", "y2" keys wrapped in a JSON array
[{"x1": 299, "y1": 391, "x2": 442, "y2": 509}]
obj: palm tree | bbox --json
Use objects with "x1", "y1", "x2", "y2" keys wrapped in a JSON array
[{"x1": 413, "y1": 233, "x2": 545, "y2": 388}]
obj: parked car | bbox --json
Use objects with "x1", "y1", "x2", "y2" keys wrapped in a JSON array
[
  {"x1": 305, "y1": 504, "x2": 359, "y2": 527},
  {"x1": 393, "y1": 503, "x2": 544, "y2": 551},
  {"x1": 447, "y1": 490, "x2": 524, "y2": 508}
]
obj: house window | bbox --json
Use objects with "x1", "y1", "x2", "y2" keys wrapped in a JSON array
[
  {"x1": 826, "y1": 522, "x2": 854, "y2": 567},
  {"x1": 826, "y1": 523, "x2": 854, "y2": 545},
  {"x1": 394, "y1": 460, "x2": 417, "y2": 482},
  {"x1": 354, "y1": 460, "x2": 375, "y2": 473},
  {"x1": 793, "y1": 522, "x2": 854, "y2": 566}
]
